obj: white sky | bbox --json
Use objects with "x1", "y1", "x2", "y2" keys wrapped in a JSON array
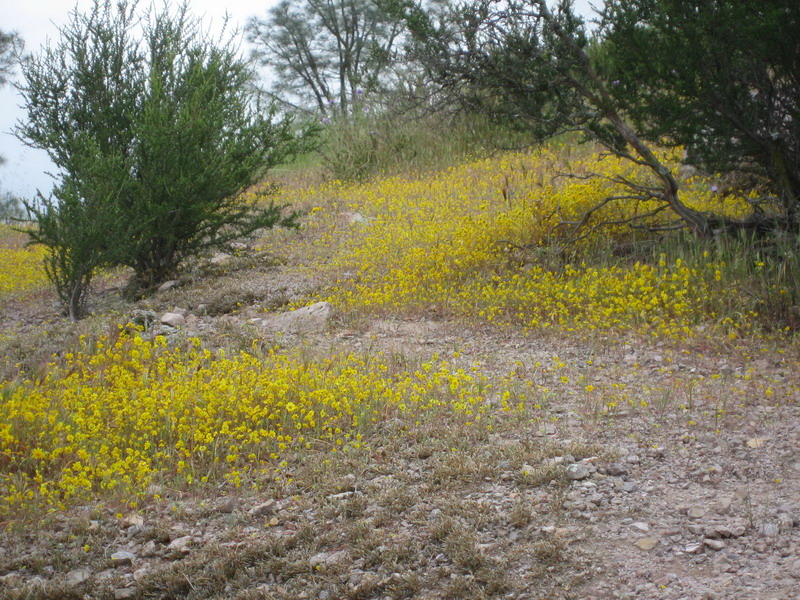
[{"x1": 0, "y1": 0, "x2": 597, "y2": 198}]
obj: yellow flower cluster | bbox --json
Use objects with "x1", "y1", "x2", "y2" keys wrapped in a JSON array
[
  {"x1": 268, "y1": 148, "x2": 754, "y2": 337},
  {"x1": 0, "y1": 331, "x2": 498, "y2": 514},
  {"x1": 0, "y1": 226, "x2": 48, "y2": 301}
]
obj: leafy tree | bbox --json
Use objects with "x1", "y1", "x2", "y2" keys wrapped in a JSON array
[
  {"x1": 246, "y1": 0, "x2": 404, "y2": 114},
  {"x1": 597, "y1": 0, "x2": 800, "y2": 231},
  {"x1": 391, "y1": 0, "x2": 800, "y2": 238},
  {"x1": 17, "y1": 0, "x2": 309, "y2": 318}
]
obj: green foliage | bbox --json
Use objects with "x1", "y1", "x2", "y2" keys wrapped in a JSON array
[
  {"x1": 16, "y1": 0, "x2": 311, "y2": 318},
  {"x1": 597, "y1": 0, "x2": 800, "y2": 228}
]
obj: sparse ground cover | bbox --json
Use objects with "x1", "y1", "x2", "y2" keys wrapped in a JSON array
[{"x1": 1, "y1": 147, "x2": 799, "y2": 599}]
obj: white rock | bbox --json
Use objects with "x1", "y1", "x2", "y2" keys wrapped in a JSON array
[
  {"x1": 249, "y1": 499, "x2": 277, "y2": 517},
  {"x1": 160, "y1": 312, "x2": 186, "y2": 327},
  {"x1": 157, "y1": 280, "x2": 179, "y2": 293},
  {"x1": 110, "y1": 551, "x2": 136, "y2": 566},
  {"x1": 66, "y1": 568, "x2": 92, "y2": 586},
  {"x1": 566, "y1": 463, "x2": 592, "y2": 481},
  {"x1": 309, "y1": 549, "x2": 348, "y2": 569},
  {"x1": 167, "y1": 535, "x2": 192, "y2": 553},
  {"x1": 271, "y1": 301, "x2": 334, "y2": 334},
  {"x1": 121, "y1": 515, "x2": 144, "y2": 528}
]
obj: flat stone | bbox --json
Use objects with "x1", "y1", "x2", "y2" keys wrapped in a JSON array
[
  {"x1": 167, "y1": 535, "x2": 192, "y2": 554},
  {"x1": 688, "y1": 506, "x2": 707, "y2": 519},
  {"x1": 271, "y1": 301, "x2": 334, "y2": 334},
  {"x1": 114, "y1": 588, "x2": 136, "y2": 599},
  {"x1": 110, "y1": 551, "x2": 136, "y2": 566},
  {"x1": 634, "y1": 537, "x2": 659, "y2": 551},
  {"x1": 566, "y1": 463, "x2": 592, "y2": 481},
  {"x1": 704, "y1": 538, "x2": 726, "y2": 551},
  {"x1": 66, "y1": 568, "x2": 92, "y2": 586},
  {"x1": 249, "y1": 499, "x2": 277, "y2": 517},
  {"x1": 157, "y1": 280, "x2": 179, "y2": 292},
  {"x1": 631, "y1": 522, "x2": 650, "y2": 532},
  {"x1": 160, "y1": 312, "x2": 186, "y2": 327}
]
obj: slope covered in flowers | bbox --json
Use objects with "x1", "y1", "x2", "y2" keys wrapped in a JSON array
[{"x1": 268, "y1": 147, "x2": 762, "y2": 338}]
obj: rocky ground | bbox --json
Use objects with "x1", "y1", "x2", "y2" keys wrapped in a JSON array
[{"x1": 1, "y1": 250, "x2": 799, "y2": 600}]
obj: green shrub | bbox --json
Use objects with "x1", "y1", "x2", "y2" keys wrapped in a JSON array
[{"x1": 16, "y1": 0, "x2": 312, "y2": 318}]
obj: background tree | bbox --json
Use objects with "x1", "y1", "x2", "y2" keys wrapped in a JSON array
[
  {"x1": 0, "y1": 30, "x2": 22, "y2": 169},
  {"x1": 246, "y1": 0, "x2": 404, "y2": 114},
  {"x1": 0, "y1": 30, "x2": 21, "y2": 87},
  {"x1": 392, "y1": 0, "x2": 800, "y2": 238},
  {"x1": 17, "y1": 0, "x2": 309, "y2": 319}
]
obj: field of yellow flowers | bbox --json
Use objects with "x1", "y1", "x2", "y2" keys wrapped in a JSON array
[
  {"x1": 0, "y1": 146, "x2": 793, "y2": 520},
  {"x1": 266, "y1": 146, "x2": 766, "y2": 339},
  {"x1": 0, "y1": 329, "x2": 508, "y2": 515}
]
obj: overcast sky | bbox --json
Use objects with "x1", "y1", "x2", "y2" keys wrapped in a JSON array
[{"x1": 0, "y1": 0, "x2": 596, "y2": 198}]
